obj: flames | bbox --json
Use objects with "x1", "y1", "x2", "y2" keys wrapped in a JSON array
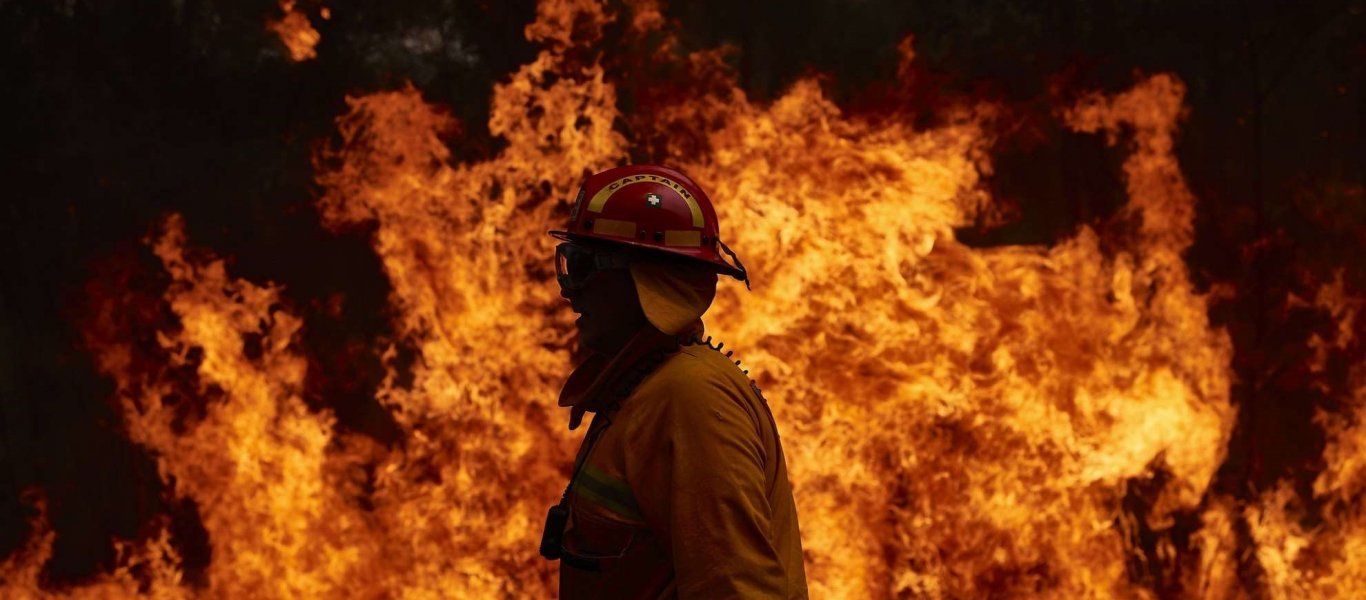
[
  {"x1": 2, "y1": 0, "x2": 1362, "y2": 597},
  {"x1": 267, "y1": 0, "x2": 322, "y2": 62},
  {"x1": 693, "y1": 72, "x2": 1235, "y2": 597},
  {"x1": 1247, "y1": 271, "x2": 1366, "y2": 597}
]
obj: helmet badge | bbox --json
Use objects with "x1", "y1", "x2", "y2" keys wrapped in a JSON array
[{"x1": 645, "y1": 193, "x2": 662, "y2": 207}]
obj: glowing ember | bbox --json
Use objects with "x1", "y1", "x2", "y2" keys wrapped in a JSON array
[
  {"x1": 267, "y1": 0, "x2": 322, "y2": 62},
  {"x1": 2, "y1": 0, "x2": 1361, "y2": 597}
]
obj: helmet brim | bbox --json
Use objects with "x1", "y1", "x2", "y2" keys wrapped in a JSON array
[{"x1": 547, "y1": 229, "x2": 747, "y2": 281}]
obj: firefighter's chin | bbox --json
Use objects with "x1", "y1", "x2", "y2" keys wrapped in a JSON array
[{"x1": 574, "y1": 313, "x2": 604, "y2": 354}]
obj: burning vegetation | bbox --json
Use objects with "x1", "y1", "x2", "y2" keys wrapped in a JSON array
[{"x1": 1, "y1": 0, "x2": 1363, "y2": 598}]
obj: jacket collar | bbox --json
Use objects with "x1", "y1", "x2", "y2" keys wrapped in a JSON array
[{"x1": 558, "y1": 320, "x2": 705, "y2": 430}]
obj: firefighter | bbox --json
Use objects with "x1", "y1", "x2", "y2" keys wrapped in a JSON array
[{"x1": 541, "y1": 165, "x2": 809, "y2": 599}]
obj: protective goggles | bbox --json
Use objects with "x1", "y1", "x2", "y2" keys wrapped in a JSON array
[{"x1": 555, "y1": 243, "x2": 631, "y2": 291}]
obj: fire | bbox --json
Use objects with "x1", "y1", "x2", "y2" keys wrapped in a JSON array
[
  {"x1": 691, "y1": 72, "x2": 1234, "y2": 597},
  {"x1": 2, "y1": 0, "x2": 1361, "y2": 597},
  {"x1": 1245, "y1": 271, "x2": 1366, "y2": 597},
  {"x1": 267, "y1": 0, "x2": 322, "y2": 62}
]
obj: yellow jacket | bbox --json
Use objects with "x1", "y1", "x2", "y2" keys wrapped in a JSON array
[{"x1": 557, "y1": 333, "x2": 808, "y2": 599}]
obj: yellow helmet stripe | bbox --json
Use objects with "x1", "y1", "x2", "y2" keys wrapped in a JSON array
[
  {"x1": 591, "y1": 218, "x2": 636, "y2": 238},
  {"x1": 663, "y1": 230, "x2": 702, "y2": 247},
  {"x1": 587, "y1": 175, "x2": 705, "y2": 228}
]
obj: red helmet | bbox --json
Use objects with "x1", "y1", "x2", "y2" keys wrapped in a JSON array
[{"x1": 548, "y1": 165, "x2": 749, "y2": 287}]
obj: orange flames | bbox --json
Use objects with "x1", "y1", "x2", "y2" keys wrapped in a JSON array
[
  {"x1": 1245, "y1": 270, "x2": 1366, "y2": 597},
  {"x1": 2, "y1": 0, "x2": 1363, "y2": 597},
  {"x1": 267, "y1": 0, "x2": 322, "y2": 62}
]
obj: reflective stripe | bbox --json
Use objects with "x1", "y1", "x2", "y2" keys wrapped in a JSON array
[
  {"x1": 592, "y1": 218, "x2": 637, "y2": 238},
  {"x1": 573, "y1": 463, "x2": 643, "y2": 522},
  {"x1": 664, "y1": 230, "x2": 702, "y2": 247}
]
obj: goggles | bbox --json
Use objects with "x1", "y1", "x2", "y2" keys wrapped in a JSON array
[{"x1": 555, "y1": 243, "x2": 631, "y2": 291}]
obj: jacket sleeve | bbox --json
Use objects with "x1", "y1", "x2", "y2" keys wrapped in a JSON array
[{"x1": 623, "y1": 369, "x2": 788, "y2": 599}]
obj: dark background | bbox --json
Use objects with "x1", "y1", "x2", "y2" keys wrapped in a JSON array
[{"x1": 1, "y1": 0, "x2": 1363, "y2": 592}]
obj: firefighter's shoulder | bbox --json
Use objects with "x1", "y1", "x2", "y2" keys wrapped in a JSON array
[{"x1": 624, "y1": 347, "x2": 764, "y2": 436}]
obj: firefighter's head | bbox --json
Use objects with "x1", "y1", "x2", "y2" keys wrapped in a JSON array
[
  {"x1": 550, "y1": 165, "x2": 748, "y2": 353},
  {"x1": 553, "y1": 240, "x2": 644, "y2": 354}
]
